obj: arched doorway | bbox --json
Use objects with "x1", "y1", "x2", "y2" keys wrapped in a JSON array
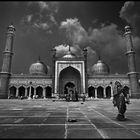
[
  {"x1": 36, "y1": 86, "x2": 43, "y2": 98},
  {"x1": 19, "y1": 86, "x2": 25, "y2": 97},
  {"x1": 97, "y1": 86, "x2": 103, "y2": 98},
  {"x1": 46, "y1": 86, "x2": 52, "y2": 98},
  {"x1": 88, "y1": 86, "x2": 95, "y2": 97},
  {"x1": 64, "y1": 81, "x2": 79, "y2": 101},
  {"x1": 59, "y1": 66, "x2": 81, "y2": 95},
  {"x1": 9, "y1": 86, "x2": 16, "y2": 98},
  {"x1": 106, "y1": 86, "x2": 111, "y2": 98}
]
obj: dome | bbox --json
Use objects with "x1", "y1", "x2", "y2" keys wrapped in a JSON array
[
  {"x1": 29, "y1": 58, "x2": 48, "y2": 75},
  {"x1": 92, "y1": 60, "x2": 110, "y2": 75}
]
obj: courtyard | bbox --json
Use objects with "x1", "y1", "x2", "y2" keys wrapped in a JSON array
[{"x1": 0, "y1": 98, "x2": 140, "y2": 138}]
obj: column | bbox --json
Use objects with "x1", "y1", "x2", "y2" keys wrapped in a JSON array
[
  {"x1": 33, "y1": 88, "x2": 36, "y2": 99},
  {"x1": 25, "y1": 87, "x2": 28, "y2": 97},
  {"x1": 28, "y1": 86, "x2": 32, "y2": 99},
  {"x1": 83, "y1": 48, "x2": 88, "y2": 94},
  {"x1": 51, "y1": 48, "x2": 56, "y2": 97},
  {"x1": 95, "y1": 88, "x2": 97, "y2": 99},
  {"x1": 110, "y1": 86, "x2": 113, "y2": 99},
  {"x1": 8, "y1": 88, "x2": 10, "y2": 99},
  {"x1": 16, "y1": 87, "x2": 19, "y2": 97},
  {"x1": 43, "y1": 87, "x2": 46, "y2": 99},
  {"x1": 103, "y1": 88, "x2": 106, "y2": 98},
  {"x1": 34, "y1": 88, "x2": 37, "y2": 96}
]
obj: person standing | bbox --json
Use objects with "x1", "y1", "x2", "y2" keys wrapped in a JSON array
[{"x1": 113, "y1": 81, "x2": 130, "y2": 121}]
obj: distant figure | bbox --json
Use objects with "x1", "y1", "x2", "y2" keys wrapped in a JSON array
[
  {"x1": 66, "y1": 87, "x2": 70, "y2": 102},
  {"x1": 33, "y1": 95, "x2": 36, "y2": 99},
  {"x1": 113, "y1": 81, "x2": 130, "y2": 121},
  {"x1": 66, "y1": 93, "x2": 70, "y2": 102},
  {"x1": 75, "y1": 90, "x2": 78, "y2": 101},
  {"x1": 82, "y1": 93, "x2": 86, "y2": 102}
]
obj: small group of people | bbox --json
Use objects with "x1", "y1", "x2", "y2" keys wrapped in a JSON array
[
  {"x1": 112, "y1": 81, "x2": 130, "y2": 121},
  {"x1": 65, "y1": 87, "x2": 78, "y2": 102}
]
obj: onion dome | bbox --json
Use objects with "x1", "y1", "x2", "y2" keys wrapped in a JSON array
[
  {"x1": 92, "y1": 60, "x2": 110, "y2": 75},
  {"x1": 63, "y1": 45, "x2": 76, "y2": 58},
  {"x1": 29, "y1": 57, "x2": 48, "y2": 75}
]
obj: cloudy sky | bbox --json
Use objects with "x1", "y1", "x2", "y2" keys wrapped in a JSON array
[{"x1": 0, "y1": 1, "x2": 140, "y2": 75}]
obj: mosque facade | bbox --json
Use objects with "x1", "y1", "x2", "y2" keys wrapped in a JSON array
[{"x1": 0, "y1": 24, "x2": 139, "y2": 100}]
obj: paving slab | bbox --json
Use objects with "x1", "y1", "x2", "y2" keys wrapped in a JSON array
[
  {"x1": 67, "y1": 128, "x2": 102, "y2": 138},
  {"x1": 0, "y1": 125, "x2": 65, "y2": 138}
]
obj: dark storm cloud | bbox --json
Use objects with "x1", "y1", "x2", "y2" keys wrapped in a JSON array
[
  {"x1": 21, "y1": 2, "x2": 60, "y2": 34},
  {"x1": 120, "y1": 1, "x2": 140, "y2": 36},
  {"x1": 59, "y1": 16, "x2": 140, "y2": 74},
  {"x1": 59, "y1": 18, "x2": 125, "y2": 55},
  {"x1": 58, "y1": 18, "x2": 97, "y2": 72},
  {"x1": 59, "y1": 18, "x2": 127, "y2": 73},
  {"x1": 89, "y1": 23, "x2": 125, "y2": 56},
  {"x1": 60, "y1": 18, "x2": 89, "y2": 47},
  {"x1": 1, "y1": 1, "x2": 140, "y2": 75},
  {"x1": 120, "y1": 1, "x2": 140, "y2": 70}
]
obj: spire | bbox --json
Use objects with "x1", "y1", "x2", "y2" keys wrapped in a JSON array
[
  {"x1": 7, "y1": 22, "x2": 16, "y2": 33},
  {"x1": 98, "y1": 53, "x2": 101, "y2": 60},
  {"x1": 38, "y1": 56, "x2": 41, "y2": 61},
  {"x1": 37, "y1": 56, "x2": 41, "y2": 62},
  {"x1": 69, "y1": 45, "x2": 71, "y2": 52},
  {"x1": 124, "y1": 25, "x2": 132, "y2": 35},
  {"x1": 11, "y1": 22, "x2": 13, "y2": 26}
]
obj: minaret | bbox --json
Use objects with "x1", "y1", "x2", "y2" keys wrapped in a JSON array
[
  {"x1": 124, "y1": 25, "x2": 140, "y2": 98},
  {"x1": 0, "y1": 24, "x2": 16, "y2": 98},
  {"x1": 83, "y1": 48, "x2": 88, "y2": 94},
  {"x1": 51, "y1": 48, "x2": 56, "y2": 96}
]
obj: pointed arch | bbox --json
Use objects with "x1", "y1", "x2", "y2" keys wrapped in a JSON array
[
  {"x1": 9, "y1": 86, "x2": 16, "y2": 98},
  {"x1": 59, "y1": 66, "x2": 81, "y2": 95},
  {"x1": 88, "y1": 86, "x2": 95, "y2": 97},
  {"x1": 106, "y1": 86, "x2": 111, "y2": 98},
  {"x1": 97, "y1": 86, "x2": 103, "y2": 98},
  {"x1": 46, "y1": 86, "x2": 52, "y2": 98},
  {"x1": 36, "y1": 86, "x2": 43, "y2": 98},
  {"x1": 19, "y1": 86, "x2": 25, "y2": 97}
]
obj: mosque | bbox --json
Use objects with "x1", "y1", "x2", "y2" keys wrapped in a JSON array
[{"x1": 0, "y1": 24, "x2": 139, "y2": 100}]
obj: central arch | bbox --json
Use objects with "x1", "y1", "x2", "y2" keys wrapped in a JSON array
[{"x1": 59, "y1": 66, "x2": 81, "y2": 95}]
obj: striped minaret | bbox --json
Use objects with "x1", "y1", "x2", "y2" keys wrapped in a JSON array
[
  {"x1": 124, "y1": 25, "x2": 140, "y2": 98},
  {"x1": 0, "y1": 24, "x2": 16, "y2": 98}
]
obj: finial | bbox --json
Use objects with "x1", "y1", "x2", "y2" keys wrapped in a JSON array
[
  {"x1": 11, "y1": 22, "x2": 13, "y2": 26},
  {"x1": 37, "y1": 56, "x2": 41, "y2": 62},
  {"x1": 38, "y1": 56, "x2": 41, "y2": 61},
  {"x1": 7, "y1": 22, "x2": 16, "y2": 32},
  {"x1": 97, "y1": 51, "x2": 101, "y2": 60},
  {"x1": 69, "y1": 45, "x2": 71, "y2": 52},
  {"x1": 124, "y1": 25, "x2": 132, "y2": 34},
  {"x1": 51, "y1": 47, "x2": 56, "y2": 58},
  {"x1": 98, "y1": 54, "x2": 101, "y2": 60}
]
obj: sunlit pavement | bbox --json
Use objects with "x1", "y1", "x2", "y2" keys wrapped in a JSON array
[{"x1": 0, "y1": 99, "x2": 140, "y2": 138}]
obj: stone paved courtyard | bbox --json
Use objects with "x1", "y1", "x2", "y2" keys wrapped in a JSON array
[{"x1": 0, "y1": 98, "x2": 140, "y2": 138}]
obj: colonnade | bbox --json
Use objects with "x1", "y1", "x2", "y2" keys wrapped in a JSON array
[
  {"x1": 9, "y1": 85, "x2": 130, "y2": 99},
  {"x1": 9, "y1": 86, "x2": 52, "y2": 99},
  {"x1": 88, "y1": 85, "x2": 129, "y2": 99}
]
